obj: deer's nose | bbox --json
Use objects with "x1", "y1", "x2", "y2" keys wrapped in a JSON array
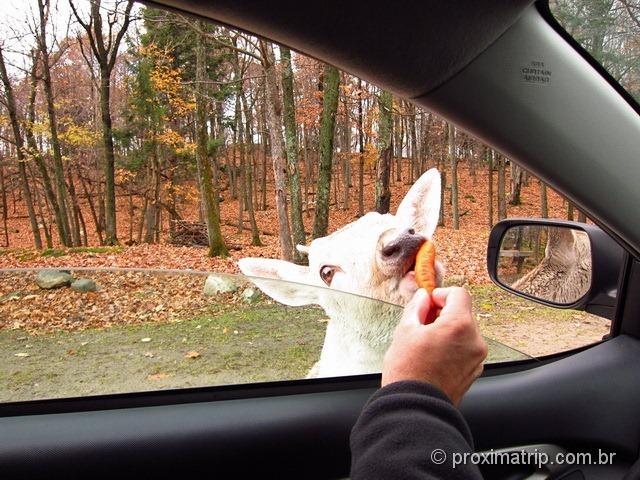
[{"x1": 381, "y1": 228, "x2": 423, "y2": 260}]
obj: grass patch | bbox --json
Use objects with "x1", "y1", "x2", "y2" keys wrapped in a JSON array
[
  {"x1": 41, "y1": 246, "x2": 124, "y2": 258},
  {"x1": 469, "y1": 284, "x2": 577, "y2": 323},
  {"x1": 17, "y1": 250, "x2": 39, "y2": 262},
  {"x1": 0, "y1": 303, "x2": 326, "y2": 402},
  {"x1": 41, "y1": 248, "x2": 67, "y2": 257}
]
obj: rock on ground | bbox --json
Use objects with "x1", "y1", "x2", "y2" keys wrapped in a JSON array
[
  {"x1": 203, "y1": 274, "x2": 241, "y2": 296},
  {"x1": 242, "y1": 287, "x2": 261, "y2": 303},
  {"x1": 36, "y1": 270, "x2": 74, "y2": 289},
  {"x1": 71, "y1": 278, "x2": 98, "y2": 293}
]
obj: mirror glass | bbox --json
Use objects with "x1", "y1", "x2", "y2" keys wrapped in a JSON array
[{"x1": 497, "y1": 225, "x2": 592, "y2": 305}]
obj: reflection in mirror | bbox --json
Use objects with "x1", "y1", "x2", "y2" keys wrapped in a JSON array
[{"x1": 497, "y1": 225, "x2": 592, "y2": 305}]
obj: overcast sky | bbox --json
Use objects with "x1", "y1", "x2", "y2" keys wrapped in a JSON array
[{"x1": 0, "y1": 0, "x2": 140, "y2": 73}]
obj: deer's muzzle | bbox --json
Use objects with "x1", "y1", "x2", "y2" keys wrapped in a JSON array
[{"x1": 379, "y1": 228, "x2": 426, "y2": 277}]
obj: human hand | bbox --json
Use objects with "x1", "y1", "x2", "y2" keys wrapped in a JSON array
[{"x1": 382, "y1": 287, "x2": 488, "y2": 405}]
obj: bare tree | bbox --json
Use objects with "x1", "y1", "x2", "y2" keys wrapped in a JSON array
[
  {"x1": 280, "y1": 46, "x2": 305, "y2": 260},
  {"x1": 313, "y1": 64, "x2": 340, "y2": 237},
  {"x1": 259, "y1": 39, "x2": 295, "y2": 259},
  {"x1": 448, "y1": 123, "x2": 459, "y2": 229},
  {"x1": 375, "y1": 89, "x2": 392, "y2": 214},
  {"x1": 0, "y1": 46, "x2": 42, "y2": 249},
  {"x1": 70, "y1": 0, "x2": 134, "y2": 245},
  {"x1": 36, "y1": 0, "x2": 73, "y2": 245}
]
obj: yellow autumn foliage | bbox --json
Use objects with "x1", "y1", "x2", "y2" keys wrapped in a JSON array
[
  {"x1": 157, "y1": 127, "x2": 196, "y2": 155},
  {"x1": 363, "y1": 142, "x2": 379, "y2": 169},
  {"x1": 59, "y1": 123, "x2": 98, "y2": 148},
  {"x1": 141, "y1": 43, "x2": 195, "y2": 119}
]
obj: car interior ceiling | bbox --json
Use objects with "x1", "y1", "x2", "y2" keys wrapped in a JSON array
[{"x1": 2, "y1": 1, "x2": 640, "y2": 479}]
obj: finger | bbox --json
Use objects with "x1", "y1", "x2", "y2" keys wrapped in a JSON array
[
  {"x1": 432, "y1": 287, "x2": 472, "y2": 316},
  {"x1": 400, "y1": 288, "x2": 431, "y2": 326},
  {"x1": 472, "y1": 361, "x2": 485, "y2": 380}
]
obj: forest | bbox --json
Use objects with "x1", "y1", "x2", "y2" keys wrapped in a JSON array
[{"x1": 0, "y1": 0, "x2": 638, "y2": 282}]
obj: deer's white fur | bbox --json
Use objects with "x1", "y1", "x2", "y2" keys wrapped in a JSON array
[
  {"x1": 512, "y1": 227, "x2": 591, "y2": 303},
  {"x1": 238, "y1": 168, "x2": 443, "y2": 377}
]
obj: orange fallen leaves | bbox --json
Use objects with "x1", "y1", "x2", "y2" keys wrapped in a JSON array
[{"x1": 0, "y1": 164, "x2": 570, "y2": 290}]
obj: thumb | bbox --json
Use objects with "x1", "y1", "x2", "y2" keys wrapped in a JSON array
[{"x1": 401, "y1": 288, "x2": 431, "y2": 326}]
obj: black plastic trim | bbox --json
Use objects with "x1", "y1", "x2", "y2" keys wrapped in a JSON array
[{"x1": 620, "y1": 259, "x2": 640, "y2": 339}]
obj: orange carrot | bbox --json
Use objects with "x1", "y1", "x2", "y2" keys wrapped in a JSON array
[{"x1": 415, "y1": 240, "x2": 437, "y2": 293}]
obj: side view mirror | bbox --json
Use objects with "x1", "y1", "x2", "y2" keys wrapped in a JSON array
[{"x1": 487, "y1": 219, "x2": 627, "y2": 319}]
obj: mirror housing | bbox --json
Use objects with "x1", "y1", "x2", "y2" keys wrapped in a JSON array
[{"x1": 487, "y1": 219, "x2": 627, "y2": 319}]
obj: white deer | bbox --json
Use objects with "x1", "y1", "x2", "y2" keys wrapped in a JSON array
[{"x1": 238, "y1": 169, "x2": 444, "y2": 377}]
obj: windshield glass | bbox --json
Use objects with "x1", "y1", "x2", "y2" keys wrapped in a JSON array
[
  {"x1": 550, "y1": 0, "x2": 640, "y2": 101},
  {"x1": 0, "y1": 268, "x2": 531, "y2": 402}
]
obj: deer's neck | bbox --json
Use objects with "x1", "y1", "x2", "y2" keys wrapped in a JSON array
[{"x1": 315, "y1": 303, "x2": 400, "y2": 377}]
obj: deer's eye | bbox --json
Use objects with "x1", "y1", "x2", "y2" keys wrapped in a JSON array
[{"x1": 319, "y1": 265, "x2": 337, "y2": 286}]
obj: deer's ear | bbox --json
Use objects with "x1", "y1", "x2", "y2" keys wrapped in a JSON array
[
  {"x1": 237, "y1": 258, "x2": 318, "y2": 307},
  {"x1": 396, "y1": 168, "x2": 441, "y2": 237}
]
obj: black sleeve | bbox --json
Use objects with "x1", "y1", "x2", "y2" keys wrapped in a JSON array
[{"x1": 350, "y1": 380, "x2": 483, "y2": 480}]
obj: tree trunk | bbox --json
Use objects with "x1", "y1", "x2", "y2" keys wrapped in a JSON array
[
  {"x1": 408, "y1": 104, "x2": 418, "y2": 185},
  {"x1": 260, "y1": 40, "x2": 294, "y2": 259},
  {"x1": 66, "y1": 168, "x2": 82, "y2": 246},
  {"x1": 487, "y1": 147, "x2": 494, "y2": 228},
  {"x1": 31, "y1": 170, "x2": 53, "y2": 248},
  {"x1": 448, "y1": 123, "x2": 459, "y2": 229},
  {"x1": 439, "y1": 166, "x2": 446, "y2": 227},
  {"x1": 128, "y1": 190, "x2": 134, "y2": 244},
  {"x1": 79, "y1": 171, "x2": 104, "y2": 245},
  {"x1": 313, "y1": 64, "x2": 340, "y2": 238},
  {"x1": 26, "y1": 52, "x2": 65, "y2": 245},
  {"x1": 395, "y1": 111, "x2": 403, "y2": 183},
  {"x1": 341, "y1": 87, "x2": 351, "y2": 210},
  {"x1": 567, "y1": 201, "x2": 574, "y2": 221},
  {"x1": 497, "y1": 153, "x2": 507, "y2": 220},
  {"x1": 235, "y1": 96, "x2": 245, "y2": 234},
  {"x1": 375, "y1": 90, "x2": 393, "y2": 214},
  {"x1": 37, "y1": 0, "x2": 72, "y2": 246},
  {"x1": 577, "y1": 210, "x2": 587, "y2": 223},
  {"x1": 144, "y1": 143, "x2": 160, "y2": 243},
  {"x1": 98, "y1": 69, "x2": 119, "y2": 245},
  {"x1": 280, "y1": 46, "x2": 306, "y2": 260},
  {"x1": 0, "y1": 162, "x2": 9, "y2": 247},
  {"x1": 470, "y1": 141, "x2": 478, "y2": 185},
  {"x1": 241, "y1": 93, "x2": 262, "y2": 246},
  {"x1": 357, "y1": 79, "x2": 365, "y2": 217},
  {"x1": 0, "y1": 47, "x2": 43, "y2": 249},
  {"x1": 70, "y1": 0, "x2": 132, "y2": 244},
  {"x1": 540, "y1": 180, "x2": 548, "y2": 218},
  {"x1": 509, "y1": 162, "x2": 523, "y2": 205},
  {"x1": 195, "y1": 25, "x2": 228, "y2": 257}
]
